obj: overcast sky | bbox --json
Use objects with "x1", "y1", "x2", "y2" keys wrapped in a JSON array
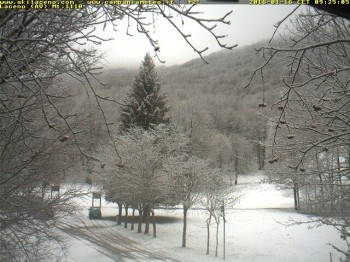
[{"x1": 95, "y1": 5, "x2": 300, "y2": 68}]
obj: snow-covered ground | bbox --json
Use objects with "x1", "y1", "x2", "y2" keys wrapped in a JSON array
[{"x1": 60, "y1": 172, "x2": 347, "y2": 262}]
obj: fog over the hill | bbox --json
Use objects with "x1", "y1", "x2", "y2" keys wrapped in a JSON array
[{"x1": 95, "y1": 5, "x2": 299, "y2": 68}]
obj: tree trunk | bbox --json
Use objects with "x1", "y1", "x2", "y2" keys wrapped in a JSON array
[
  {"x1": 234, "y1": 150, "x2": 239, "y2": 185},
  {"x1": 182, "y1": 205, "x2": 188, "y2": 248},
  {"x1": 296, "y1": 185, "x2": 300, "y2": 210},
  {"x1": 151, "y1": 210, "x2": 156, "y2": 238},
  {"x1": 316, "y1": 154, "x2": 325, "y2": 209},
  {"x1": 117, "y1": 202, "x2": 123, "y2": 225},
  {"x1": 138, "y1": 207, "x2": 143, "y2": 233},
  {"x1": 257, "y1": 143, "x2": 261, "y2": 170},
  {"x1": 206, "y1": 213, "x2": 212, "y2": 255},
  {"x1": 293, "y1": 182, "x2": 299, "y2": 211},
  {"x1": 305, "y1": 184, "x2": 309, "y2": 210},
  {"x1": 144, "y1": 205, "x2": 150, "y2": 235},
  {"x1": 337, "y1": 149, "x2": 342, "y2": 184},
  {"x1": 257, "y1": 143, "x2": 266, "y2": 170},
  {"x1": 124, "y1": 204, "x2": 128, "y2": 228},
  {"x1": 258, "y1": 123, "x2": 267, "y2": 170},
  {"x1": 337, "y1": 150, "x2": 344, "y2": 209},
  {"x1": 215, "y1": 220, "x2": 220, "y2": 257},
  {"x1": 319, "y1": 173, "x2": 325, "y2": 209},
  {"x1": 131, "y1": 208, "x2": 135, "y2": 231},
  {"x1": 261, "y1": 144, "x2": 266, "y2": 170},
  {"x1": 41, "y1": 181, "x2": 48, "y2": 199},
  {"x1": 329, "y1": 157, "x2": 335, "y2": 211}
]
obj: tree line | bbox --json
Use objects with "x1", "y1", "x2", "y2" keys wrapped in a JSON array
[
  {"x1": 0, "y1": 6, "x2": 235, "y2": 261},
  {"x1": 99, "y1": 53, "x2": 237, "y2": 255},
  {"x1": 245, "y1": 7, "x2": 350, "y2": 260}
]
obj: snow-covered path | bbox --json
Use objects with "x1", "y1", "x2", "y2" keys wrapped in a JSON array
[
  {"x1": 58, "y1": 219, "x2": 176, "y2": 262},
  {"x1": 60, "y1": 173, "x2": 347, "y2": 262}
]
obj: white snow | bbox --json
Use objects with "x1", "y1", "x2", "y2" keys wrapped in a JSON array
[
  {"x1": 62, "y1": 172, "x2": 347, "y2": 262},
  {"x1": 63, "y1": 236, "x2": 116, "y2": 262}
]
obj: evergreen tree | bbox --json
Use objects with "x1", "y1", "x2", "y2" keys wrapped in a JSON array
[{"x1": 120, "y1": 53, "x2": 169, "y2": 132}]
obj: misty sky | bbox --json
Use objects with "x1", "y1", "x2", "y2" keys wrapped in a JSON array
[{"x1": 95, "y1": 5, "x2": 300, "y2": 68}]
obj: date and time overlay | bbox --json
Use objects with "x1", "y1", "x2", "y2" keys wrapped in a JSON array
[{"x1": 0, "y1": 0, "x2": 348, "y2": 14}]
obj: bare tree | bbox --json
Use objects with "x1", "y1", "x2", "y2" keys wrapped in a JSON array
[
  {"x1": 100, "y1": 124, "x2": 190, "y2": 237},
  {"x1": 166, "y1": 155, "x2": 211, "y2": 248},
  {"x1": 246, "y1": 8, "x2": 349, "y2": 168},
  {"x1": 201, "y1": 169, "x2": 237, "y2": 256},
  {"x1": 246, "y1": 7, "x2": 350, "y2": 260},
  {"x1": 1, "y1": 5, "x2": 236, "y2": 260}
]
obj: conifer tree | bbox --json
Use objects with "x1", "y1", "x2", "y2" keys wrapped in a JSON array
[{"x1": 120, "y1": 53, "x2": 169, "y2": 132}]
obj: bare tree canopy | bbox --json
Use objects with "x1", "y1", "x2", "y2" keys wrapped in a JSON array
[
  {"x1": 0, "y1": 5, "x2": 235, "y2": 261},
  {"x1": 246, "y1": 6, "x2": 350, "y2": 260},
  {"x1": 246, "y1": 7, "x2": 350, "y2": 171}
]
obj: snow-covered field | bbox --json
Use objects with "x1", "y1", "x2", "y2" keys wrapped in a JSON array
[{"x1": 60, "y1": 172, "x2": 347, "y2": 262}]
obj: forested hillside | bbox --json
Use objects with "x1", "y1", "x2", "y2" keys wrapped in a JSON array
[
  {"x1": 88, "y1": 41, "x2": 284, "y2": 179},
  {"x1": 3, "y1": 7, "x2": 348, "y2": 261}
]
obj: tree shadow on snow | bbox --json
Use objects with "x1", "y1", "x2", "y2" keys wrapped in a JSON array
[{"x1": 100, "y1": 215, "x2": 182, "y2": 224}]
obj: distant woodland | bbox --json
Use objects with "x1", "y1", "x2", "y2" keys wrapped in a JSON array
[{"x1": 69, "y1": 41, "x2": 283, "y2": 182}]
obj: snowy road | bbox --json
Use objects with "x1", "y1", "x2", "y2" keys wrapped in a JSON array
[
  {"x1": 57, "y1": 218, "x2": 177, "y2": 262},
  {"x1": 56, "y1": 173, "x2": 347, "y2": 262}
]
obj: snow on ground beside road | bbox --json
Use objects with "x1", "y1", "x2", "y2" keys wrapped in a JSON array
[
  {"x1": 63, "y1": 234, "x2": 116, "y2": 262},
  {"x1": 63, "y1": 172, "x2": 347, "y2": 262},
  {"x1": 234, "y1": 171, "x2": 294, "y2": 209}
]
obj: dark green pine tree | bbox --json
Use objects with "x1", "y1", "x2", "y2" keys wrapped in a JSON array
[{"x1": 120, "y1": 53, "x2": 169, "y2": 132}]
